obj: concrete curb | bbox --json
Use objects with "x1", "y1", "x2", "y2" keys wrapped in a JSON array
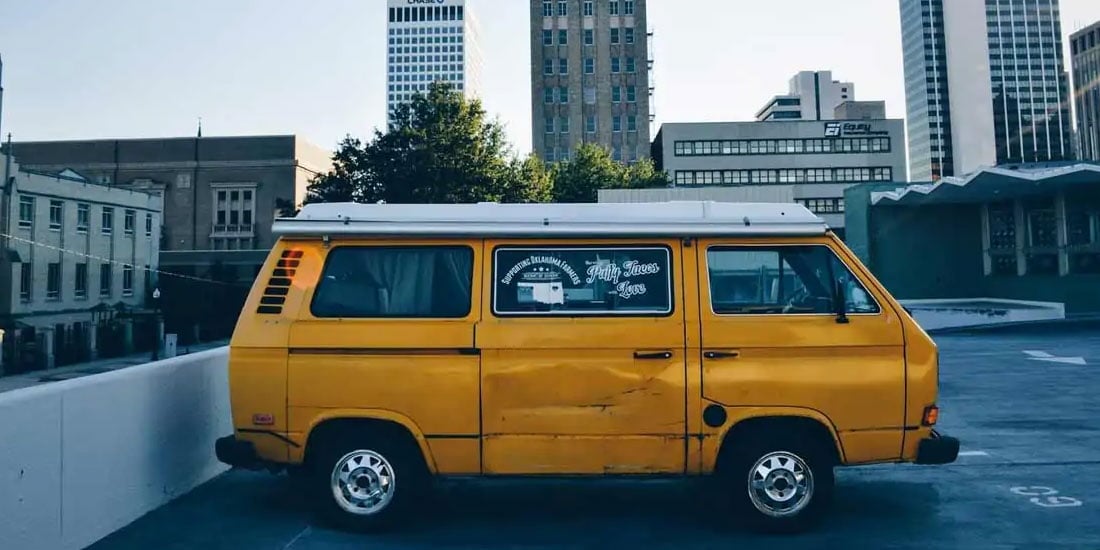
[{"x1": 928, "y1": 316, "x2": 1100, "y2": 335}]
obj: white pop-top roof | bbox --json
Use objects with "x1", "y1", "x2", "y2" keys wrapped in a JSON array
[{"x1": 273, "y1": 201, "x2": 828, "y2": 238}]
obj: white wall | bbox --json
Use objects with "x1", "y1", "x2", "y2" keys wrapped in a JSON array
[
  {"x1": 943, "y1": 0, "x2": 998, "y2": 175},
  {"x1": 0, "y1": 347, "x2": 231, "y2": 550}
]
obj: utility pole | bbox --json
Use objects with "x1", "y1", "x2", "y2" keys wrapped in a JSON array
[{"x1": 0, "y1": 54, "x2": 10, "y2": 375}]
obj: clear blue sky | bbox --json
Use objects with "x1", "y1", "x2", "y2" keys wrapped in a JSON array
[{"x1": 2, "y1": 0, "x2": 1099, "y2": 155}]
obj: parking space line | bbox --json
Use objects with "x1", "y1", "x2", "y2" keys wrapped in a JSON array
[{"x1": 958, "y1": 450, "x2": 990, "y2": 457}]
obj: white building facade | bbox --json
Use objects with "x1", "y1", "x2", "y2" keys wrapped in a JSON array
[
  {"x1": 900, "y1": 0, "x2": 1073, "y2": 182},
  {"x1": 1, "y1": 153, "x2": 162, "y2": 374},
  {"x1": 756, "y1": 71, "x2": 855, "y2": 122},
  {"x1": 386, "y1": 0, "x2": 483, "y2": 124},
  {"x1": 600, "y1": 120, "x2": 907, "y2": 237}
]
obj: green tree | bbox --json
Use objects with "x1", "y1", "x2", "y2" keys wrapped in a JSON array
[
  {"x1": 550, "y1": 143, "x2": 670, "y2": 202},
  {"x1": 306, "y1": 83, "x2": 547, "y2": 205}
]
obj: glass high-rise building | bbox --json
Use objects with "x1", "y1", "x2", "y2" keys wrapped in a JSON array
[
  {"x1": 900, "y1": 0, "x2": 1073, "y2": 182},
  {"x1": 1072, "y1": 21, "x2": 1100, "y2": 162},
  {"x1": 386, "y1": 0, "x2": 483, "y2": 125}
]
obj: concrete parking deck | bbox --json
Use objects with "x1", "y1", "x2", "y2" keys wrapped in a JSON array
[{"x1": 91, "y1": 326, "x2": 1100, "y2": 549}]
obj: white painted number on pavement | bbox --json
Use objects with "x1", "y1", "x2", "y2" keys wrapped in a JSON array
[
  {"x1": 1022, "y1": 351, "x2": 1087, "y2": 365},
  {"x1": 1010, "y1": 486, "x2": 1084, "y2": 508}
]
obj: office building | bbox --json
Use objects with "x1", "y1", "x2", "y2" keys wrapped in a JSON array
[
  {"x1": 756, "y1": 71, "x2": 855, "y2": 122},
  {"x1": 386, "y1": 0, "x2": 483, "y2": 124},
  {"x1": 1072, "y1": 21, "x2": 1100, "y2": 161},
  {"x1": 600, "y1": 119, "x2": 906, "y2": 236},
  {"x1": 0, "y1": 152, "x2": 162, "y2": 373},
  {"x1": 530, "y1": 0, "x2": 653, "y2": 163},
  {"x1": 900, "y1": 0, "x2": 1073, "y2": 182}
]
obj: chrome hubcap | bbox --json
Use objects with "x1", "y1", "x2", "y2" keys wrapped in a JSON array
[
  {"x1": 331, "y1": 450, "x2": 396, "y2": 515},
  {"x1": 747, "y1": 451, "x2": 814, "y2": 517}
]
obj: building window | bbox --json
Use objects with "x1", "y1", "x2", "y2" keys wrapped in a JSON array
[
  {"x1": 586, "y1": 115, "x2": 597, "y2": 133},
  {"x1": 798, "y1": 198, "x2": 845, "y2": 214},
  {"x1": 145, "y1": 213, "x2": 153, "y2": 236},
  {"x1": 627, "y1": 115, "x2": 637, "y2": 132},
  {"x1": 542, "y1": 1, "x2": 552, "y2": 17},
  {"x1": 545, "y1": 116, "x2": 555, "y2": 133},
  {"x1": 557, "y1": 1, "x2": 567, "y2": 16},
  {"x1": 559, "y1": 58, "x2": 568, "y2": 75},
  {"x1": 47, "y1": 263, "x2": 61, "y2": 300},
  {"x1": 625, "y1": 1, "x2": 635, "y2": 15},
  {"x1": 312, "y1": 246, "x2": 474, "y2": 318},
  {"x1": 613, "y1": 145, "x2": 622, "y2": 161},
  {"x1": 626, "y1": 57, "x2": 636, "y2": 73},
  {"x1": 612, "y1": 86, "x2": 622, "y2": 103},
  {"x1": 123, "y1": 265, "x2": 134, "y2": 297},
  {"x1": 124, "y1": 209, "x2": 136, "y2": 235},
  {"x1": 560, "y1": 116, "x2": 570, "y2": 133},
  {"x1": 613, "y1": 116, "x2": 622, "y2": 132},
  {"x1": 559, "y1": 86, "x2": 569, "y2": 103},
  {"x1": 584, "y1": 0, "x2": 593, "y2": 16},
  {"x1": 584, "y1": 29, "x2": 594, "y2": 45},
  {"x1": 626, "y1": 28, "x2": 635, "y2": 44},
  {"x1": 101, "y1": 207, "x2": 114, "y2": 235},
  {"x1": 544, "y1": 88, "x2": 554, "y2": 104},
  {"x1": 610, "y1": 0, "x2": 620, "y2": 16},
  {"x1": 75, "y1": 263, "x2": 88, "y2": 299},
  {"x1": 18, "y1": 196, "x2": 34, "y2": 228},
  {"x1": 48, "y1": 200, "x2": 64, "y2": 230},
  {"x1": 543, "y1": 29, "x2": 553, "y2": 45},
  {"x1": 213, "y1": 188, "x2": 256, "y2": 234},
  {"x1": 77, "y1": 203, "x2": 90, "y2": 233},
  {"x1": 627, "y1": 85, "x2": 636, "y2": 102},
  {"x1": 611, "y1": 28, "x2": 620, "y2": 44},
  {"x1": 544, "y1": 58, "x2": 554, "y2": 75},
  {"x1": 584, "y1": 58, "x2": 594, "y2": 74},
  {"x1": 100, "y1": 264, "x2": 112, "y2": 297},
  {"x1": 611, "y1": 57, "x2": 621, "y2": 73},
  {"x1": 1067, "y1": 196, "x2": 1100, "y2": 275},
  {"x1": 583, "y1": 86, "x2": 596, "y2": 104},
  {"x1": 19, "y1": 263, "x2": 32, "y2": 302},
  {"x1": 558, "y1": 29, "x2": 567, "y2": 45},
  {"x1": 545, "y1": 146, "x2": 557, "y2": 163}
]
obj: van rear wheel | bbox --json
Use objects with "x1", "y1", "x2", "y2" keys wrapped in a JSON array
[
  {"x1": 723, "y1": 435, "x2": 834, "y2": 533},
  {"x1": 311, "y1": 432, "x2": 425, "y2": 531}
]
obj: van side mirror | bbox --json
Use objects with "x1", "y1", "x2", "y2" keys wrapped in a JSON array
[{"x1": 833, "y1": 280, "x2": 850, "y2": 325}]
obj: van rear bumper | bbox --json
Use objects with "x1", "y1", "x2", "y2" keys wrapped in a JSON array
[
  {"x1": 915, "y1": 430, "x2": 960, "y2": 465},
  {"x1": 215, "y1": 435, "x2": 259, "y2": 469}
]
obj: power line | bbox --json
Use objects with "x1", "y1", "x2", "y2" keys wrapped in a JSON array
[{"x1": 1, "y1": 232, "x2": 253, "y2": 288}]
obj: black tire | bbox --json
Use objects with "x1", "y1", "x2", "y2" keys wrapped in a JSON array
[
  {"x1": 722, "y1": 433, "x2": 835, "y2": 533},
  {"x1": 310, "y1": 429, "x2": 428, "y2": 532}
]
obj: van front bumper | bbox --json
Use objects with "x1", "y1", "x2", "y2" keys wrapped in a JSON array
[
  {"x1": 215, "y1": 435, "x2": 259, "y2": 469},
  {"x1": 915, "y1": 430, "x2": 960, "y2": 464}
]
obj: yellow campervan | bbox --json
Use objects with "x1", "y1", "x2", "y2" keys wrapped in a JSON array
[{"x1": 215, "y1": 201, "x2": 958, "y2": 532}]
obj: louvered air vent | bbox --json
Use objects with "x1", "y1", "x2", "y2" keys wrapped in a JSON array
[{"x1": 256, "y1": 249, "x2": 302, "y2": 314}]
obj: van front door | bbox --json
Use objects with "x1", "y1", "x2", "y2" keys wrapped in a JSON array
[
  {"x1": 477, "y1": 240, "x2": 688, "y2": 475},
  {"x1": 697, "y1": 238, "x2": 906, "y2": 465}
]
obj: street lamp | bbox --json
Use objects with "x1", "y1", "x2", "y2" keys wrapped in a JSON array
[{"x1": 151, "y1": 288, "x2": 161, "y2": 361}]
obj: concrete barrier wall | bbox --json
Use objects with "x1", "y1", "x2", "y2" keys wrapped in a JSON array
[{"x1": 0, "y1": 347, "x2": 231, "y2": 550}]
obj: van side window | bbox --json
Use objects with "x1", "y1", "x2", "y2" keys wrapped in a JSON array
[
  {"x1": 707, "y1": 246, "x2": 879, "y2": 315},
  {"x1": 311, "y1": 246, "x2": 473, "y2": 318},
  {"x1": 493, "y1": 246, "x2": 672, "y2": 316}
]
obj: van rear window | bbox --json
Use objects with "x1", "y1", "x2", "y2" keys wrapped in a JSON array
[
  {"x1": 493, "y1": 246, "x2": 672, "y2": 316},
  {"x1": 311, "y1": 246, "x2": 473, "y2": 318}
]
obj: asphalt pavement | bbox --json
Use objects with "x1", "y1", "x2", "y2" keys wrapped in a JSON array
[{"x1": 91, "y1": 325, "x2": 1100, "y2": 549}]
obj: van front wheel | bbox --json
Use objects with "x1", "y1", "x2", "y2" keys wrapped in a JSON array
[
  {"x1": 725, "y1": 437, "x2": 834, "y2": 532},
  {"x1": 312, "y1": 434, "x2": 424, "y2": 531}
]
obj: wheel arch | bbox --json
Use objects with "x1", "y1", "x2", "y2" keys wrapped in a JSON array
[
  {"x1": 300, "y1": 410, "x2": 438, "y2": 474},
  {"x1": 714, "y1": 411, "x2": 845, "y2": 474}
]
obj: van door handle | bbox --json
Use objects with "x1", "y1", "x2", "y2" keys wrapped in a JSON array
[
  {"x1": 704, "y1": 351, "x2": 740, "y2": 360},
  {"x1": 634, "y1": 351, "x2": 673, "y2": 360}
]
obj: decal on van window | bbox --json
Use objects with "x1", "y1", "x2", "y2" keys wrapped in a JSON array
[{"x1": 494, "y1": 247, "x2": 672, "y2": 316}]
